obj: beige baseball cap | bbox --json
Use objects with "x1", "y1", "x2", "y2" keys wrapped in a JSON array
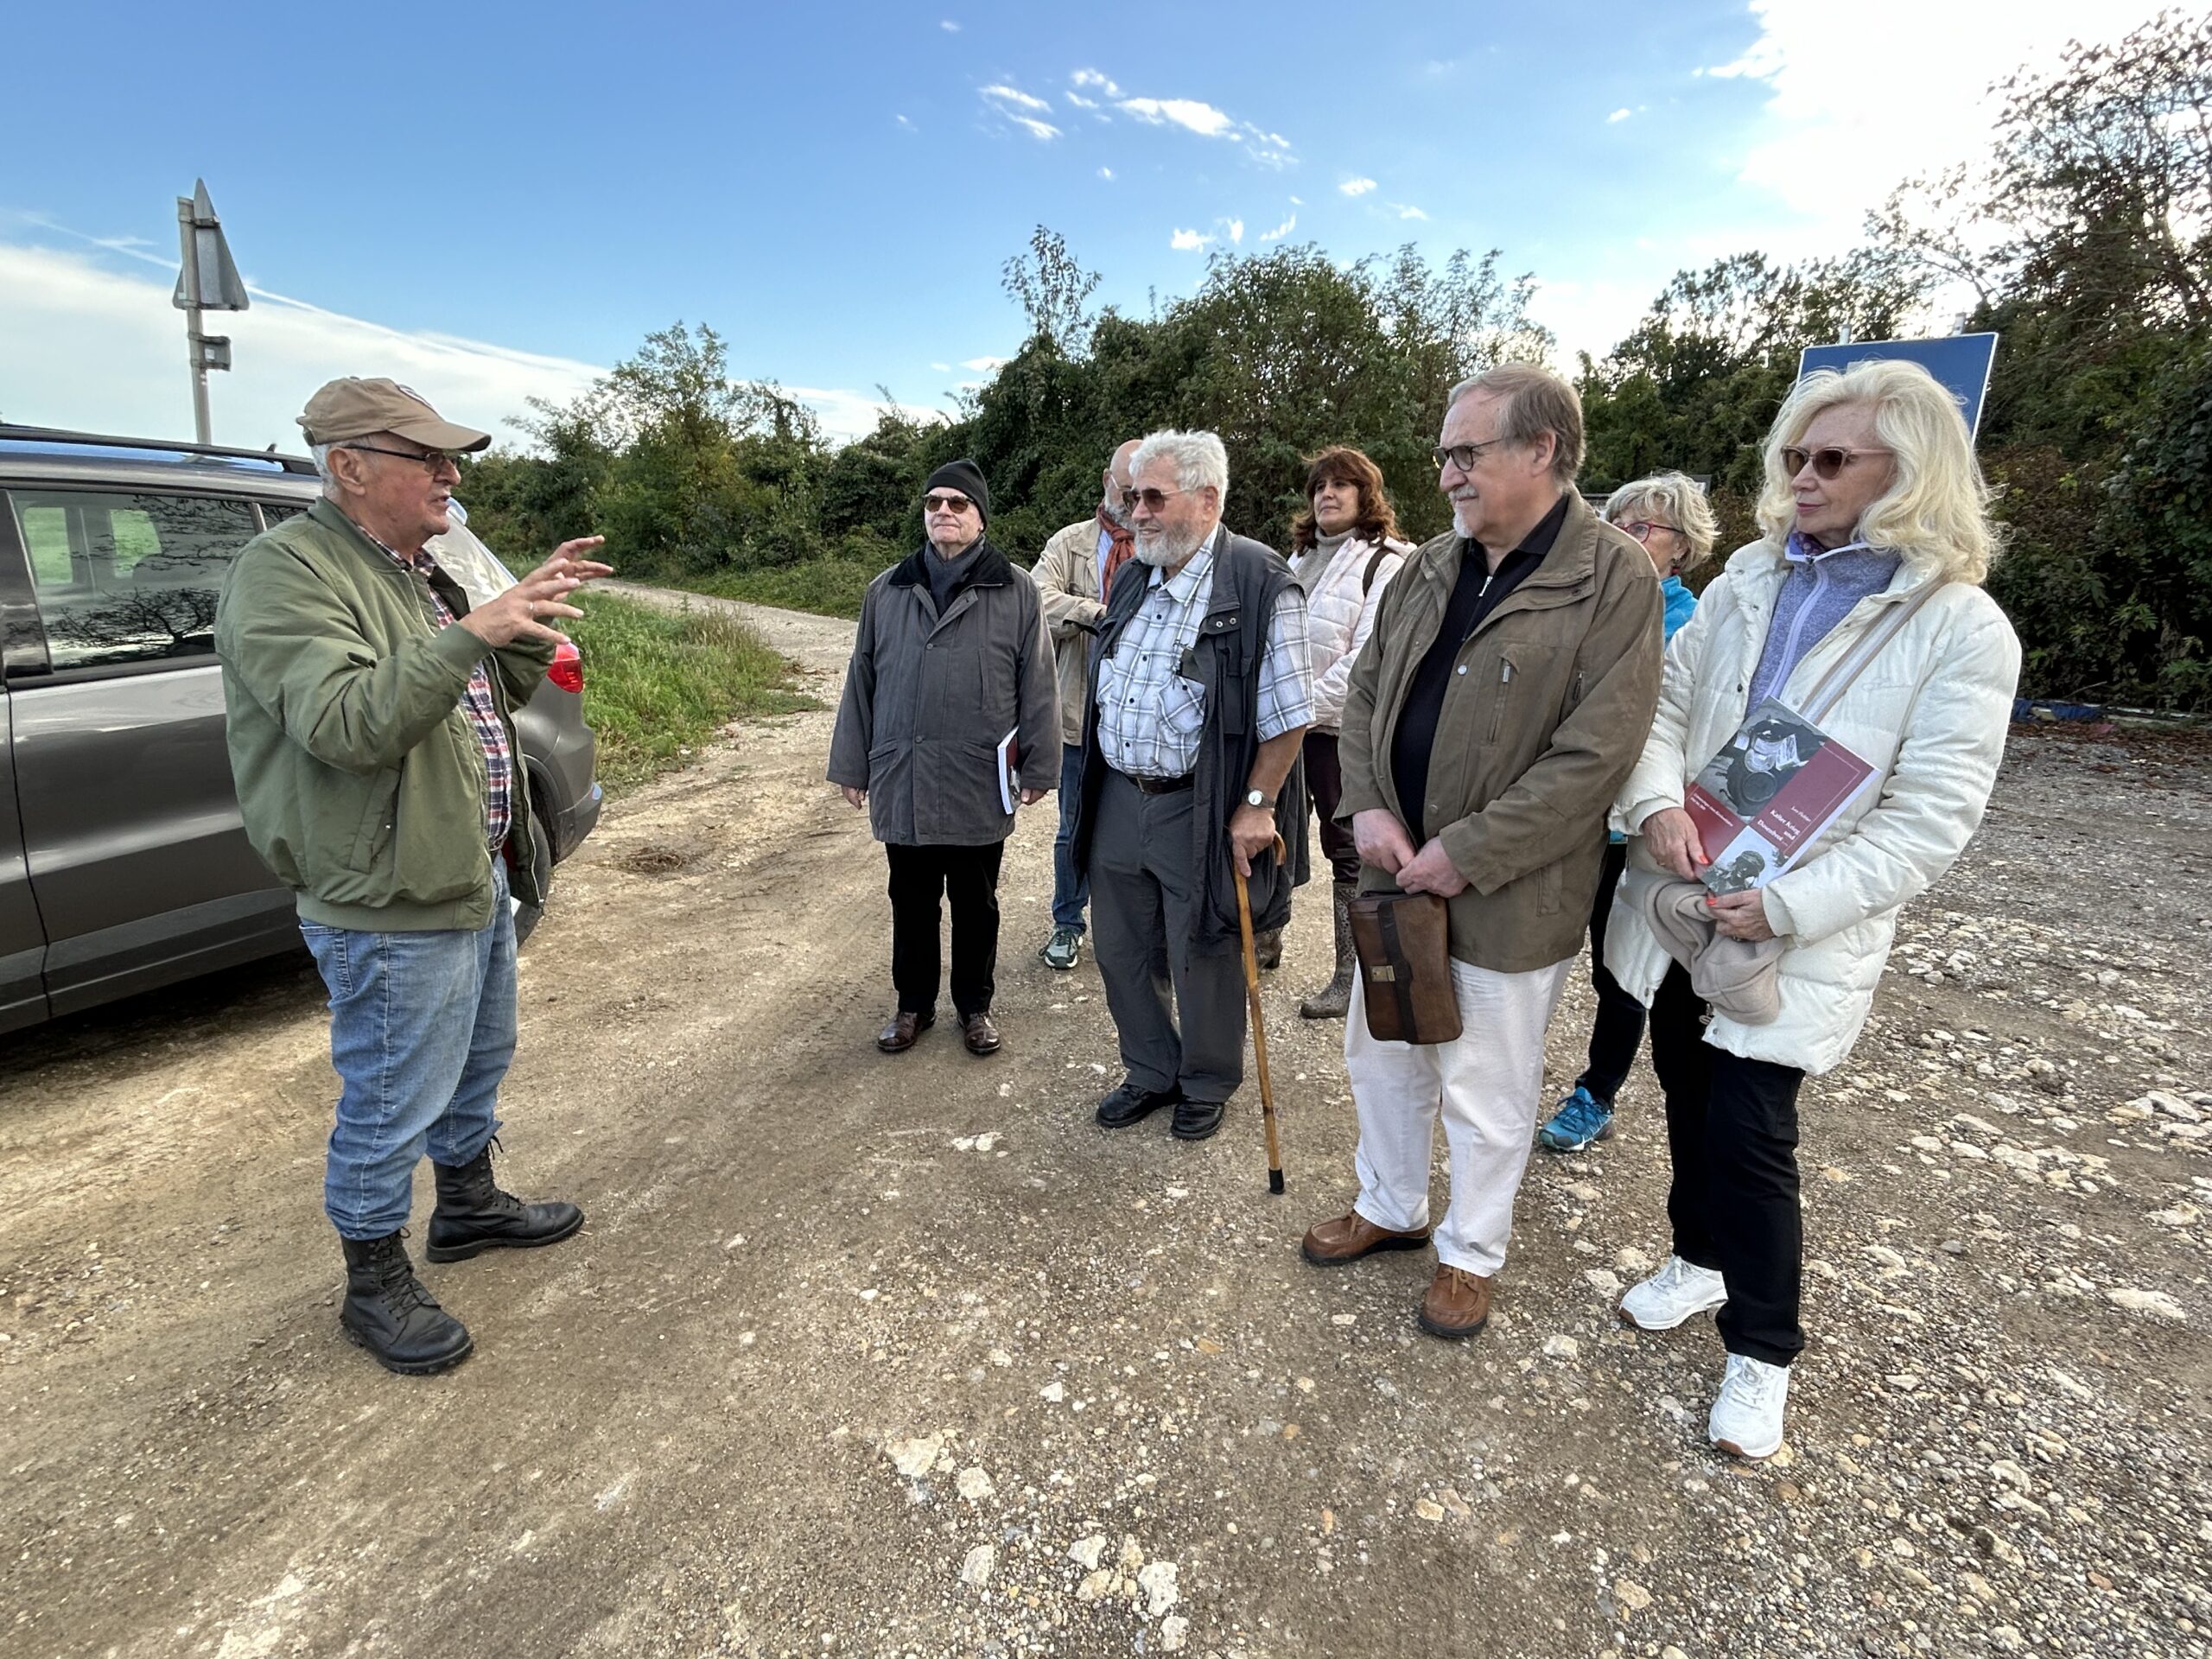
[{"x1": 297, "y1": 378, "x2": 491, "y2": 451}]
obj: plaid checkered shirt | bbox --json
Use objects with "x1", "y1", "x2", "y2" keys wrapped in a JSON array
[
  {"x1": 1095, "y1": 529, "x2": 1314, "y2": 780},
  {"x1": 366, "y1": 531, "x2": 512, "y2": 854}
]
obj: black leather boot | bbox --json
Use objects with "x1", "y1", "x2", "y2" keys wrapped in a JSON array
[
  {"x1": 425, "y1": 1140, "x2": 585, "y2": 1262},
  {"x1": 1300, "y1": 880, "x2": 1358, "y2": 1020},
  {"x1": 340, "y1": 1230, "x2": 473, "y2": 1375}
]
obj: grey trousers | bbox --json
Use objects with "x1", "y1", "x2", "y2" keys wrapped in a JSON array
[{"x1": 1089, "y1": 769, "x2": 1247, "y2": 1103}]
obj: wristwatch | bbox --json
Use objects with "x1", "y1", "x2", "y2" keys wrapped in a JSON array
[{"x1": 1244, "y1": 789, "x2": 1274, "y2": 810}]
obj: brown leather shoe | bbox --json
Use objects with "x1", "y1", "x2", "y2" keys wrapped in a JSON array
[
  {"x1": 1301, "y1": 1211, "x2": 1432, "y2": 1267},
  {"x1": 1417, "y1": 1264, "x2": 1493, "y2": 1340},
  {"x1": 876, "y1": 1010, "x2": 934, "y2": 1052},
  {"x1": 959, "y1": 1010, "x2": 1001, "y2": 1056}
]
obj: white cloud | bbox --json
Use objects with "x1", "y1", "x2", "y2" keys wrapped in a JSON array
[
  {"x1": 980, "y1": 84, "x2": 1062, "y2": 140},
  {"x1": 1393, "y1": 203, "x2": 1428, "y2": 221},
  {"x1": 1227, "y1": 218, "x2": 1245, "y2": 245},
  {"x1": 1119, "y1": 96, "x2": 1233, "y2": 138},
  {"x1": 1260, "y1": 212, "x2": 1297, "y2": 242},
  {"x1": 1065, "y1": 92, "x2": 1098, "y2": 109},
  {"x1": 1072, "y1": 70, "x2": 1293, "y2": 165},
  {"x1": 0, "y1": 240, "x2": 908, "y2": 451},
  {"x1": 1339, "y1": 177, "x2": 1377, "y2": 197},
  {"x1": 1071, "y1": 68, "x2": 1122, "y2": 96},
  {"x1": 931, "y1": 362, "x2": 951, "y2": 372},
  {"x1": 1289, "y1": 195, "x2": 1304, "y2": 207},
  {"x1": 960, "y1": 355, "x2": 1008, "y2": 372},
  {"x1": 1607, "y1": 107, "x2": 1632, "y2": 123},
  {"x1": 1170, "y1": 228, "x2": 1214, "y2": 251},
  {"x1": 896, "y1": 113, "x2": 915, "y2": 130},
  {"x1": 1098, "y1": 167, "x2": 1115, "y2": 181},
  {"x1": 1707, "y1": 0, "x2": 2171, "y2": 240},
  {"x1": 940, "y1": 18, "x2": 959, "y2": 30}
]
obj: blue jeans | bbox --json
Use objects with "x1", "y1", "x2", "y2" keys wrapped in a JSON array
[
  {"x1": 302, "y1": 861, "x2": 516, "y2": 1240},
  {"x1": 1050, "y1": 741, "x2": 1090, "y2": 931}
]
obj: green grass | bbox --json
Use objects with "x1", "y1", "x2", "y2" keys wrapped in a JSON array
[
  {"x1": 567, "y1": 594, "x2": 818, "y2": 792},
  {"x1": 662, "y1": 558, "x2": 879, "y2": 620}
]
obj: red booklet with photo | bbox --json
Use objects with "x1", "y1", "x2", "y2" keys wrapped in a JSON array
[{"x1": 1685, "y1": 697, "x2": 1878, "y2": 893}]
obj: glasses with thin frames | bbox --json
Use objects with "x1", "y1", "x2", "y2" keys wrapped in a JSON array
[
  {"x1": 344, "y1": 442, "x2": 463, "y2": 475},
  {"x1": 1619, "y1": 520, "x2": 1681, "y2": 543},
  {"x1": 922, "y1": 493, "x2": 976, "y2": 515},
  {"x1": 1432, "y1": 437, "x2": 1508, "y2": 473},
  {"x1": 1128, "y1": 486, "x2": 1184, "y2": 512},
  {"x1": 1781, "y1": 445, "x2": 1891, "y2": 480}
]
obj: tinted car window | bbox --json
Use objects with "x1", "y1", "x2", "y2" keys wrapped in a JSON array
[{"x1": 8, "y1": 490, "x2": 258, "y2": 671}]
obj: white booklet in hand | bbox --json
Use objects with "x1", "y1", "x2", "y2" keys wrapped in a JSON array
[{"x1": 996, "y1": 728, "x2": 1020, "y2": 816}]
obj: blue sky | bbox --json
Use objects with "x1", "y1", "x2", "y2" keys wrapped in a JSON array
[{"x1": 0, "y1": 0, "x2": 2165, "y2": 449}]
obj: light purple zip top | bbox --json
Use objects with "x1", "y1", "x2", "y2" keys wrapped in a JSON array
[{"x1": 1745, "y1": 531, "x2": 1904, "y2": 712}]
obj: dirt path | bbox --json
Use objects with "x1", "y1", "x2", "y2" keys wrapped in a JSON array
[{"x1": 1, "y1": 591, "x2": 2206, "y2": 1659}]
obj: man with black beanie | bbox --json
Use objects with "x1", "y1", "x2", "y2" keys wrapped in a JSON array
[{"x1": 828, "y1": 460, "x2": 1061, "y2": 1056}]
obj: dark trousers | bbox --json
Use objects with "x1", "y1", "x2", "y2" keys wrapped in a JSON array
[
  {"x1": 1301, "y1": 729, "x2": 1359, "y2": 884},
  {"x1": 886, "y1": 841, "x2": 1004, "y2": 1019},
  {"x1": 1575, "y1": 837, "x2": 1648, "y2": 1103},
  {"x1": 1088, "y1": 770, "x2": 1247, "y2": 1103},
  {"x1": 1648, "y1": 963, "x2": 1808, "y2": 1366},
  {"x1": 1050, "y1": 742, "x2": 1090, "y2": 930}
]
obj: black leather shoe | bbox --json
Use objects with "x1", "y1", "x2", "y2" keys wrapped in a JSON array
[
  {"x1": 878, "y1": 1009, "x2": 935, "y2": 1052},
  {"x1": 960, "y1": 1010, "x2": 1002, "y2": 1056},
  {"x1": 425, "y1": 1141, "x2": 586, "y2": 1262},
  {"x1": 1171, "y1": 1097, "x2": 1227, "y2": 1141},
  {"x1": 340, "y1": 1230, "x2": 473, "y2": 1375},
  {"x1": 1096, "y1": 1078, "x2": 1181, "y2": 1128}
]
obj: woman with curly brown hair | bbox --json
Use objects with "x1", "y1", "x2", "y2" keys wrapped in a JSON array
[{"x1": 1286, "y1": 446, "x2": 1414, "y2": 1017}]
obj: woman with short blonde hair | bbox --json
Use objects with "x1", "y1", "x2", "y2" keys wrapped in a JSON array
[{"x1": 1604, "y1": 359, "x2": 2020, "y2": 1460}]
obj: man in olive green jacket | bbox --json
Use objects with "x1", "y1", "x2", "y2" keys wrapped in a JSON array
[
  {"x1": 1300, "y1": 365, "x2": 1662, "y2": 1344},
  {"x1": 215, "y1": 377, "x2": 612, "y2": 1377}
]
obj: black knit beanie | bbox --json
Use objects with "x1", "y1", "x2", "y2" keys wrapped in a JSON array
[{"x1": 925, "y1": 459, "x2": 990, "y2": 524}]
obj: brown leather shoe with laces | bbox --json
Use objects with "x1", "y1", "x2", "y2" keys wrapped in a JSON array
[
  {"x1": 960, "y1": 1011, "x2": 1001, "y2": 1056},
  {"x1": 1417, "y1": 1264, "x2": 1493, "y2": 1339},
  {"x1": 877, "y1": 1010, "x2": 934, "y2": 1052},
  {"x1": 1300, "y1": 1211, "x2": 1432, "y2": 1267}
]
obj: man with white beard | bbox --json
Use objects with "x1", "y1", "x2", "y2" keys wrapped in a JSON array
[{"x1": 1066, "y1": 429, "x2": 1314, "y2": 1143}]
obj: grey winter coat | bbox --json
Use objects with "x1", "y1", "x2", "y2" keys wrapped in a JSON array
[{"x1": 827, "y1": 539, "x2": 1060, "y2": 847}]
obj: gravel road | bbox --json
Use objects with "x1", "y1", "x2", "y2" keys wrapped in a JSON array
[{"x1": 1, "y1": 588, "x2": 2204, "y2": 1659}]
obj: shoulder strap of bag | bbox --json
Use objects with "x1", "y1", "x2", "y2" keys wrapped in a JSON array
[
  {"x1": 1798, "y1": 576, "x2": 1948, "y2": 726},
  {"x1": 1362, "y1": 547, "x2": 1389, "y2": 595}
]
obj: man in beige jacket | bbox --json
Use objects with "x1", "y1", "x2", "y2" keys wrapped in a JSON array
[
  {"x1": 1300, "y1": 365, "x2": 1662, "y2": 1342},
  {"x1": 1031, "y1": 439, "x2": 1139, "y2": 970}
]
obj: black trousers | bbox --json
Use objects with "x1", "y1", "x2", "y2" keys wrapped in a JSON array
[
  {"x1": 886, "y1": 842, "x2": 1003, "y2": 1019},
  {"x1": 1301, "y1": 729, "x2": 1360, "y2": 884},
  {"x1": 1574, "y1": 837, "x2": 1648, "y2": 1103},
  {"x1": 1647, "y1": 962, "x2": 1808, "y2": 1367}
]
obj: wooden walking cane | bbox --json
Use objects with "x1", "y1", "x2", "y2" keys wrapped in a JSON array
[{"x1": 1232, "y1": 834, "x2": 1288, "y2": 1195}]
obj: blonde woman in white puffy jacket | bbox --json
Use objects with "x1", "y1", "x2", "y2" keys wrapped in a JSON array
[
  {"x1": 1605, "y1": 359, "x2": 2021, "y2": 1460},
  {"x1": 1286, "y1": 446, "x2": 1414, "y2": 1017}
]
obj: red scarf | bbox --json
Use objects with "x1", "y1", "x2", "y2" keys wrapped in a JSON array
[{"x1": 1096, "y1": 505, "x2": 1136, "y2": 596}]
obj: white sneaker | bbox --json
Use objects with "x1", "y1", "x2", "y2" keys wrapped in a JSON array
[
  {"x1": 1618, "y1": 1255, "x2": 1728, "y2": 1331},
  {"x1": 1708, "y1": 1352, "x2": 1790, "y2": 1459}
]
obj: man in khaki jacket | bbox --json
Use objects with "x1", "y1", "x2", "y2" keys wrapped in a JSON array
[
  {"x1": 1030, "y1": 439, "x2": 1139, "y2": 970},
  {"x1": 1300, "y1": 364, "x2": 1662, "y2": 1341}
]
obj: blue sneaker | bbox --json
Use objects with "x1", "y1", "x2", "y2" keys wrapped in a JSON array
[{"x1": 1537, "y1": 1086, "x2": 1614, "y2": 1152}]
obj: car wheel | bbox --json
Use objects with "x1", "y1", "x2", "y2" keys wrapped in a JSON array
[{"x1": 512, "y1": 798, "x2": 556, "y2": 947}]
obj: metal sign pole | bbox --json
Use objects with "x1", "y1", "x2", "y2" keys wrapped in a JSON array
[{"x1": 176, "y1": 194, "x2": 212, "y2": 445}]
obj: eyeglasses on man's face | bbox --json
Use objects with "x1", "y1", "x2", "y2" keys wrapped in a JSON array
[
  {"x1": 1431, "y1": 437, "x2": 1508, "y2": 474},
  {"x1": 345, "y1": 442, "x2": 464, "y2": 477},
  {"x1": 1781, "y1": 444, "x2": 1891, "y2": 481},
  {"x1": 1127, "y1": 486, "x2": 1184, "y2": 512},
  {"x1": 922, "y1": 493, "x2": 976, "y2": 516}
]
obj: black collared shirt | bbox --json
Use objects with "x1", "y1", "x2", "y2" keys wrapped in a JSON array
[{"x1": 1389, "y1": 493, "x2": 1570, "y2": 844}]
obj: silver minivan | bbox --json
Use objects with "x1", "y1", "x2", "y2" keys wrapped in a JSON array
[{"x1": 0, "y1": 425, "x2": 602, "y2": 1033}]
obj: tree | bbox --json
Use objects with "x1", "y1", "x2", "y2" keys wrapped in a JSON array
[{"x1": 1001, "y1": 226, "x2": 1103, "y2": 358}]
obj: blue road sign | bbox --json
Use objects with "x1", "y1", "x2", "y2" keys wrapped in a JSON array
[{"x1": 1797, "y1": 334, "x2": 1999, "y2": 438}]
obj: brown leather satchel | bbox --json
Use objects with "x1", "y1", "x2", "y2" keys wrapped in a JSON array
[{"x1": 1347, "y1": 890, "x2": 1461, "y2": 1044}]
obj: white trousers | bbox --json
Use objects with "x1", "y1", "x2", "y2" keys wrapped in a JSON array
[{"x1": 1345, "y1": 954, "x2": 1573, "y2": 1275}]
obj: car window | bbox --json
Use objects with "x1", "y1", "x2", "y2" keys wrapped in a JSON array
[
  {"x1": 260, "y1": 500, "x2": 307, "y2": 527},
  {"x1": 7, "y1": 490, "x2": 259, "y2": 671}
]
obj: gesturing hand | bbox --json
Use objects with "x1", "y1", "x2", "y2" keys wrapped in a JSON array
[
  {"x1": 1641, "y1": 806, "x2": 1708, "y2": 881},
  {"x1": 458, "y1": 537, "x2": 613, "y2": 649}
]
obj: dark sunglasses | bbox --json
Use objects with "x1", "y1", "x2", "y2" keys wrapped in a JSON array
[
  {"x1": 922, "y1": 493, "x2": 976, "y2": 515},
  {"x1": 1126, "y1": 486, "x2": 1184, "y2": 512},
  {"x1": 1781, "y1": 445, "x2": 1891, "y2": 480}
]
